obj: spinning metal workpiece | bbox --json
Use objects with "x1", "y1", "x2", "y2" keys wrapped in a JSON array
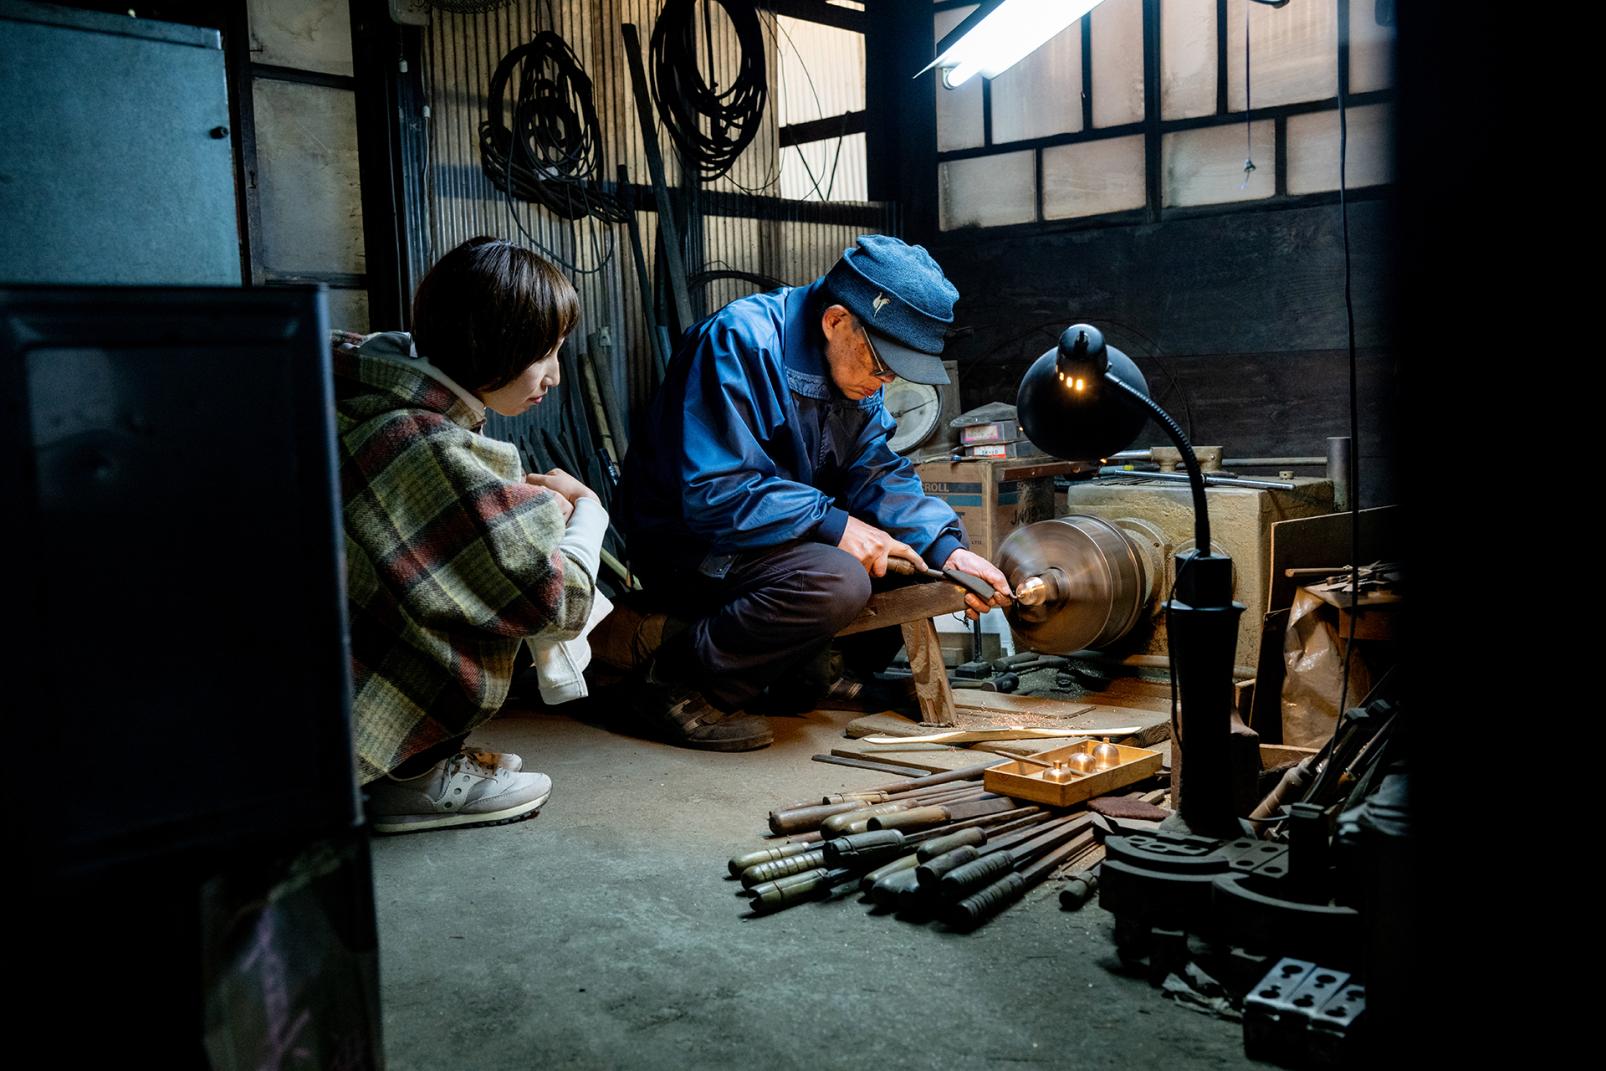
[{"x1": 997, "y1": 516, "x2": 1155, "y2": 654}]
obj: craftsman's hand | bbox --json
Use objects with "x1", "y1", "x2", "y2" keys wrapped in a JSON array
[
  {"x1": 838, "y1": 516, "x2": 924, "y2": 578},
  {"x1": 943, "y1": 547, "x2": 1013, "y2": 620},
  {"x1": 525, "y1": 468, "x2": 597, "y2": 523}
]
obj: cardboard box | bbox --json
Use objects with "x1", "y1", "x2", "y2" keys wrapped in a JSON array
[{"x1": 916, "y1": 457, "x2": 1064, "y2": 561}]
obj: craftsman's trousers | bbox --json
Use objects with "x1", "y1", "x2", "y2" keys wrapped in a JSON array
[{"x1": 641, "y1": 541, "x2": 890, "y2": 712}]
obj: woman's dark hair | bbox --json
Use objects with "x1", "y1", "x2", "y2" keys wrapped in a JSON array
[{"x1": 411, "y1": 237, "x2": 581, "y2": 392}]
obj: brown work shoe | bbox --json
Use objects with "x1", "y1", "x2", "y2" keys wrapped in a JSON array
[{"x1": 637, "y1": 662, "x2": 772, "y2": 752}]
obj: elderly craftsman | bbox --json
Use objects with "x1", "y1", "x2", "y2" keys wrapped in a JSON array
[{"x1": 617, "y1": 235, "x2": 1010, "y2": 751}]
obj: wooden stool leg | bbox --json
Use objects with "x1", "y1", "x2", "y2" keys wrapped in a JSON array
[{"x1": 899, "y1": 618, "x2": 956, "y2": 726}]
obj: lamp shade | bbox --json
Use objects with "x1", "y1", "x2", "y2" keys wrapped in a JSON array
[{"x1": 1016, "y1": 328, "x2": 1151, "y2": 462}]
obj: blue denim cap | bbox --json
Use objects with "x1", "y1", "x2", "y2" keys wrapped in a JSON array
[{"x1": 822, "y1": 235, "x2": 957, "y2": 385}]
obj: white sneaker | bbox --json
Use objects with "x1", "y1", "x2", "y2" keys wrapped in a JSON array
[
  {"x1": 367, "y1": 752, "x2": 551, "y2": 834},
  {"x1": 461, "y1": 744, "x2": 522, "y2": 773}
]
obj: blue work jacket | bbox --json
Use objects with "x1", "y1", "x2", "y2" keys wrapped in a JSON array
[{"x1": 618, "y1": 279, "x2": 967, "y2": 579}]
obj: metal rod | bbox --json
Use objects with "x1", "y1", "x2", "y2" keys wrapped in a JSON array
[
  {"x1": 1097, "y1": 467, "x2": 1296, "y2": 492},
  {"x1": 620, "y1": 23, "x2": 694, "y2": 335},
  {"x1": 1224, "y1": 456, "x2": 1326, "y2": 467}
]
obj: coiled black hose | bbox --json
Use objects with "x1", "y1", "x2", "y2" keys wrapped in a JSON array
[
  {"x1": 480, "y1": 31, "x2": 627, "y2": 224},
  {"x1": 649, "y1": 0, "x2": 768, "y2": 181}
]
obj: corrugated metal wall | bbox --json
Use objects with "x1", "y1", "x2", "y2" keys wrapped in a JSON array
[{"x1": 417, "y1": 1, "x2": 895, "y2": 477}]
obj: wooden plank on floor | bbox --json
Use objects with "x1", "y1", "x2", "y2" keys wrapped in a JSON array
[{"x1": 838, "y1": 703, "x2": 1173, "y2": 773}]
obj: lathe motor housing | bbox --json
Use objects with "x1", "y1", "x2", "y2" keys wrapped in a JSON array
[{"x1": 1001, "y1": 477, "x2": 1335, "y2": 669}]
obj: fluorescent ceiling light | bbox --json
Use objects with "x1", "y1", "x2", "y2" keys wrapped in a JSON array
[{"x1": 925, "y1": 0, "x2": 1109, "y2": 88}]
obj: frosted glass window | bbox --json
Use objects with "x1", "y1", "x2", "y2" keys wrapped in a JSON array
[
  {"x1": 780, "y1": 131, "x2": 868, "y2": 202},
  {"x1": 1162, "y1": 121, "x2": 1275, "y2": 207},
  {"x1": 1091, "y1": 0, "x2": 1144, "y2": 128},
  {"x1": 990, "y1": 20, "x2": 1082, "y2": 143},
  {"x1": 935, "y1": 7, "x2": 985, "y2": 151},
  {"x1": 1286, "y1": 104, "x2": 1393, "y2": 194},
  {"x1": 939, "y1": 151, "x2": 1036, "y2": 230},
  {"x1": 1043, "y1": 135, "x2": 1146, "y2": 219},
  {"x1": 1226, "y1": 0, "x2": 1336, "y2": 112},
  {"x1": 1348, "y1": 2, "x2": 1395, "y2": 94},
  {"x1": 248, "y1": 0, "x2": 352, "y2": 76},
  {"x1": 252, "y1": 79, "x2": 365, "y2": 275},
  {"x1": 775, "y1": 16, "x2": 866, "y2": 125},
  {"x1": 1161, "y1": 0, "x2": 1216, "y2": 119}
]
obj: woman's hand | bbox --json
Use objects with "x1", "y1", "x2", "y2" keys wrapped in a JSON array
[{"x1": 525, "y1": 468, "x2": 597, "y2": 522}]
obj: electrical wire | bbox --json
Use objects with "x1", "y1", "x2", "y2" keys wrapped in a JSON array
[
  {"x1": 478, "y1": 29, "x2": 622, "y2": 274},
  {"x1": 1335, "y1": 3, "x2": 1361, "y2": 720},
  {"x1": 1240, "y1": 0, "x2": 1257, "y2": 188},
  {"x1": 766, "y1": 12, "x2": 850, "y2": 202},
  {"x1": 649, "y1": 0, "x2": 769, "y2": 182}
]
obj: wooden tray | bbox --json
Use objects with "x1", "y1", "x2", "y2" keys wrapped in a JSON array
[{"x1": 984, "y1": 739, "x2": 1162, "y2": 807}]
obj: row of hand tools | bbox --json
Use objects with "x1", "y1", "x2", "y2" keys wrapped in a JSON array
[{"x1": 726, "y1": 759, "x2": 1165, "y2": 929}]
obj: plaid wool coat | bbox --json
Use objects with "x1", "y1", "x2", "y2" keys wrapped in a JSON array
[{"x1": 332, "y1": 332, "x2": 594, "y2": 782}]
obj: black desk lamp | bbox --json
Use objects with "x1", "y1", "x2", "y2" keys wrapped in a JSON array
[{"x1": 1018, "y1": 325, "x2": 1244, "y2": 836}]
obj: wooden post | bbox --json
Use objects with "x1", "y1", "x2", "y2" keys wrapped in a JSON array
[{"x1": 899, "y1": 618, "x2": 956, "y2": 726}]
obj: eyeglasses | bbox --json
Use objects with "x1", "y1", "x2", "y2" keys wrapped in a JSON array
[{"x1": 858, "y1": 324, "x2": 898, "y2": 382}]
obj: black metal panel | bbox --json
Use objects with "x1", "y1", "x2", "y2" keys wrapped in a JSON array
[
  {"x1": 2, "y1": 284, "x2": 358, "y2": 869},
  {"x1": 0, "y1": 0, "x2": 242, "y2": 286},
  {"x1": 350, "y1": 0, "x2": 413, "y2": 334}
]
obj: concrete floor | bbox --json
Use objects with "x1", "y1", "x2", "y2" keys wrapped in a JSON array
[{"x1": 372, "y1": 701, "x2": 1257, "y2": 1070}]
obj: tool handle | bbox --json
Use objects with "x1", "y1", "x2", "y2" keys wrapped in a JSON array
[
  {"x1": 768, "y1": 801, "x2": 862, "y2": 835},
  {"x1": 868, "y1": 865, "x2": 922, "y2": 909},
  {"x1": 741, "y1": 848, "x2": 827, "y2": 888},
  {"x1": 868, "y1": 805, "x2": 951, "y2": 832},
  {"x1": 1058, "y1": 867, "x2": 1100, "y2": 910},
  {"x1": 728, "y1": 841, "x2": 814, "y2": 877},
  {"x1": 882, "y1": 556, "x2": 923, "y2": 577},
  {"x1": 943, "y1": 567, "x2": 1007, "y2": 604},
  {"x1": 916, "y1": 828, "x2": 986, "y2": 861},
  {"x1": 823, "y1": 829, "x2": 908, "y2": 866},
  {"x1": 944, "y1": 871, "x2": 1028, "y2": 929},
  {"x1": 939, "y1": 851, "x2": 1016, "y2": 901},
  {"x1": 916, "y1": 845, "x2": 981, "y2": 889},
  {"x1": 819, "y1": 800, "x2": 916, "y2": 836},
  {"x1": 858, "y1": 853, "x2": 920, "y2": 892},
  {"x1": 750, "y1": 867, "x2": 852, "y2": 913}
]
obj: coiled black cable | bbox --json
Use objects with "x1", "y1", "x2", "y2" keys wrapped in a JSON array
[
  {"x1": 479, "y1": 31, "x2": 628, "y2": 225},
  {"x1": 649, "y1": 0, "x2": 768, "y2": 181}
]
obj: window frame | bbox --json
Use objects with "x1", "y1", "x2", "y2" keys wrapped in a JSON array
[{"x1": 931, "y1": 0, "x2": 1394, "y2": 235}]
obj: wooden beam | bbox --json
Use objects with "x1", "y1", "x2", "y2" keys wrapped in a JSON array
[
  {"x1": 836, "y1": 583, "x2": 968, "y2": 636},
  {"x1": 779, "y1": 109, "x2": 867, "y2": 148}
]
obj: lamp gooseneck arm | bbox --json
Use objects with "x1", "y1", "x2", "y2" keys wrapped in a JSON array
[{"x1": 1103, "y1": 372, "x2": 1212, "y2": 554}]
